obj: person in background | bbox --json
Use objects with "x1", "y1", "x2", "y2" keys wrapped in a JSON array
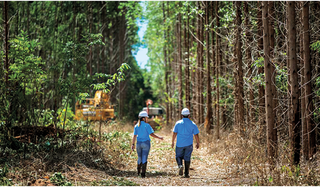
[
  {"x1": 172, "y1": 108, "x2": 200, "y2": 178},
  {"x1": 131, "y1": 111, "x2": 164, "y2": 178}
]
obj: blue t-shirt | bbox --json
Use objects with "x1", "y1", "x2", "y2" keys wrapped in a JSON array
[
  {"x1": 134, "y1": 121, "x2": 154, "y2": 142},
  {"x1": 173, "y1": 118, "x2": 199, "y2": 147}
]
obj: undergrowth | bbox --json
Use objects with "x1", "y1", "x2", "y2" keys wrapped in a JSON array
[
  {"x1": 91, "y1": 176, "x2": 139, "y2": 186},
  {"x1": 206, "y1": 126, "x2": 320, "y2": 186},
  {"x1": 50, "y1": 172, "x2": 72, "y2": 186},
  {"x1": 0, "y1": 121, "x2": 133, "y2": 186}
]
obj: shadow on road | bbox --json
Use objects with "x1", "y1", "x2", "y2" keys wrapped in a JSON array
[{"x1": 107, "y1": 168, "x2": 176, "y2": 178}]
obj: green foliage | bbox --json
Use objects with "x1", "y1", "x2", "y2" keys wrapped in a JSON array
[
  {"x1": 57, "y1": 104, "x2": 75, "y2": 129},
  {"x1": 103, "y1": 131, "x2": 130, "y2": 147},
  {"x1": 34, "y1": 109, "x2": 55, "y2": 126},
  {"x1": 92, "y1": 177, "x2": 138, "y2": 186},
  {"x1": 268, "y1": 176, "x2": 273, "y2": 183},
  {"x1": 0, "y1": 164, "x2": 12, "y2": 186},
  {"x1": 9, "y1": 31, "x2": 46, "y2": 95},
  {"x1": 50, "y1": 172, "x2": 72, "y2": 186},
  {"x1": 93, "y1": 63, "x2": 131, "y2": 93},
  {"x1": 311, "y1": 41, "x2": 320, "y2": 52},
  {"x1": 280, "y1": 165, "x2": 304, "y2": 184}
]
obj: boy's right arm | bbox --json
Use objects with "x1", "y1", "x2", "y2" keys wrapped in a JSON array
[{"x1": 172, "y1": 132, "x2": 177, "y2": 148}]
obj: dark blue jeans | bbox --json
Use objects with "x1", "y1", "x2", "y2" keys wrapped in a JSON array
[
  {"x1": 175, "y1": 144, "x2": 193, "y2": 166},
  {"x1": 136, "y1": 140, "x2": 151, "y2": 164}
]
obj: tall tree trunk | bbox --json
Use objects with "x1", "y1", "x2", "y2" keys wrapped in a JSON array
[
  {"x1": 53, "y1": 1, "x2": 60, "y2": 127},
  {"x1": 258, "y1": 1, "x2": 266, "y2": 142},
  {"x1": 171, "y1": 21, "x2": 177, "y2": 121},
  {"x1": 178, "y1": 9, "x2": 183, "y2": 114},
  {"x1": 186, "y1": 5, "x2": 190, "y2": 110},
  {"x1": 88, "y1": 2, "x2": 93, "y2": 76},
  {"x1": 163, "y1": 2, "x2": 169, "y2": 126},
  {"x1": 300, "y1": 2, "x2": 307, "y2": 160},
  {"x1": 302, "y1": 1, "x2": 316, "y2": 160},
  {"x1": 191, "y1": 15, "x2": 196, "y2": 121},
  {"x1": 288, "y1": 1, "x2": 301, "y2": 165},
  {"x1": 119, "y1": 12, "x2": 126, "y2": 119},
  {"x1": 167, "y1": 2, "x2": 173, "y2": 123},
  {"x1": 196, "y1": 1, "x2": 201, "y2": 125},
  {"x1": 215, "y1": 1, "x2": 220, "y2": 139},
  {"x1": 4, "y1": 1, "x2": 9, "y2": 85},
  {"x1": 204, "y1": 1, "x2": 212, "y2": 134},
  {"x1": 4, "y1": 1, "x2": 9, "y2": 128},
  {"x1": 199, "y1": 2, "x2": 204, "y2": 125},
  {"x1": 262, "y1": 1, "x2": 276, "y2": 166},
  {"x1": 244, "y1": 2, "x2": 254, "y2": 130},
  {"x1": 235, "y1": 1, "x2": 244, "y2": 135},
  {"x1": 268, "y1": 1, "x2": 278, "y2": 159},
  {"x1": 101, "y1": 2, "x2": 106, "y2": 75},
  {"x1": 71, "y1": 2, "x2": 77, "y2": 113}
]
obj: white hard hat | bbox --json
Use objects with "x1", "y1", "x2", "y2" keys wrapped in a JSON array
[
  {"x1": 181, "y1": 108, "x2": 190, "y2": 115},
  {"x1": 138, "y1": 111, "x2": 149, "y2": 118}
]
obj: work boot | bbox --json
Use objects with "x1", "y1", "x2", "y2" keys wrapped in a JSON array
[
  {"x1": 176, "y1": 157, "x2": 183, "y2": 176},
  {"x1": 178, "y1": 165, "x2": 183, "y2": 176},
  {"x1": 137, "y1": 163, "x2": 142, "y2": 176},
  {"x1": 141, "y1": 162, "x2": 147, "y2": 178},
  {"x1": 184, "y1": 161, "x2": 190, "y2": 178}
]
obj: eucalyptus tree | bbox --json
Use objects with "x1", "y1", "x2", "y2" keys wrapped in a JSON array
[
  {"x1": 303, "y1": 1, "x2": 316, "y2": 160},
  {"x1": 287, "y1": 1, "x2": 301, "y2": 165},
  {"x1": 204, "y1": 1, "x2": 213, "y2": 135}
]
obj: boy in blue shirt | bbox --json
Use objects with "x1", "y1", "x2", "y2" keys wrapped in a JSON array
[{"x1": 172, "y1": 108, "x2": 200, "y2": 178}]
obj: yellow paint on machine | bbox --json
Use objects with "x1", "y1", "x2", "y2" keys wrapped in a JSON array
[{"x1": 74, "y1": 90, "x2": 115, "y2": 121}]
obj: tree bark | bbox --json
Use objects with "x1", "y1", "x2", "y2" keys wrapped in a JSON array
[
  {"x1": 191, "y1": 14, "x2": 196, "y2": 121},
  {"x1": 88, "y1": 2, "x2": 93, "y2": 76},
  {"x1": 204, "y1": 1, "x2": 212, "y2": 134},
  {"x1": 244, "y1": 2, "x2": 254, "y2": 130},
  {"x1": 196, "y1": 1, "x2": 201, "y2": 125},
  {"x1": 235, "y1": 1, "x2": 245, "y2": 135},
  {"x1": 268, "y1": 1, "x2": 278, "y2": 159},
  {"x1": 163, "y1": 2, "x2": 169, "y2": 126},
  {"x1": 167, "y1": 2, "x2": 172, "y2": 123},
  {"x1": 200, "y1": 4, "x2": 204, "y2": 125},
  {"x1": 302, "y1": 1, "x2": 316, "y2": 160},
  {"x1": 262, "y1": 1, "x2": 276, "y2": 166},
  {"x1": 257, "y1": 1, "x2": 266, "y2": 142},
  {"x1": 288, "y1": 1, "x2": 301, "y2": 165},
  {"x1": 178, "y1": 9, "x2": 183, "y2": 114},
  {"x1": 186, "y1": 5, "x2": 190, "y2": 110},
  {"x1": 300, "y1": 2, "x2": 307, "y2": 160},
  {"x1": 4, "y1": 1, "x2": 9, "y2": 85},
  {"x1": 216, "y1": 1, "x2": 221, "y2": 139}
]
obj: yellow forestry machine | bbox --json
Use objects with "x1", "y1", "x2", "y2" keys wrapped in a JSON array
[{"x1": 74, "y1": 90, "x2": 115, "y2": 121}]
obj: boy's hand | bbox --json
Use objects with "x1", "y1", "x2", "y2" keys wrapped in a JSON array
[{"x1": 196, "y1": 142, "x2": 200, "y2": 149}]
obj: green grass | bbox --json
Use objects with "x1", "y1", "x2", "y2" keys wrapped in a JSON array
[
  {"x1": 91, "y1": 177, "x2": 139, "y2": 186},
  {"x1": 191, "y1": 156, "x2": 203, "y2": 161}
]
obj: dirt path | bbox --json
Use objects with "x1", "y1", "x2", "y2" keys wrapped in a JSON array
[
  {"x1": 60, "y1": 128, "x2": 253, "y2": 186},
  {"x1": 117, "y1": 130, "x2": 250, "y2": 186}
]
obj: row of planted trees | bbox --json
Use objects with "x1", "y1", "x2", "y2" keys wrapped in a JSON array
[
  {"x1": 144, "y1": 1, "x2": 320, "y2": 167},
  {"x1": 0, "y1": 2, "x2": 153, "y2": 133}
]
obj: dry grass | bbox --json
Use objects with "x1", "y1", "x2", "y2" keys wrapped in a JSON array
[
  {"x1": 205, "y1": 126, "x2": 320, "y2": 186},
  {"x1": 3, "y1": 121, "x2": 320, "y2": 186}
]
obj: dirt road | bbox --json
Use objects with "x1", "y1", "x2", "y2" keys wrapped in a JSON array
[
  {"x1": 60, "y1": 128, "x2": 253, "y2": 186},
  {"x1": 118, "y1": 130, "x2": 252, "y2": 186}
]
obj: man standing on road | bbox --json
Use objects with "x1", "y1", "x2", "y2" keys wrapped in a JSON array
[{"x1": 171, "y1": 108, "x2": 200, "y2": 178}]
